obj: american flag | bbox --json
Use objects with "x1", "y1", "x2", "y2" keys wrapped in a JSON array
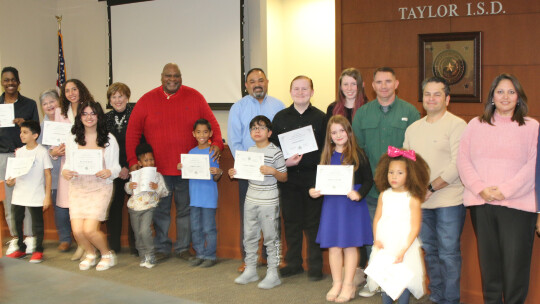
[{"x1": 56, "y1": 28, "x2": 66, "y2": 92}]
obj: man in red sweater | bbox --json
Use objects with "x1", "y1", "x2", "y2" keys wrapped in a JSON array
[{"x1": 126, "y1": 63, "x2": 223, "y2": 261}]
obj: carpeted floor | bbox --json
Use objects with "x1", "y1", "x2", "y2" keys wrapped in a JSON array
[{"x1": 1, "y1": 241, "x2": 432, "y2": 304}]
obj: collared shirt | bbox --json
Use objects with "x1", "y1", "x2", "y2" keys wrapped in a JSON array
[
  {"x1": 227, "y1": 94, "x2": 285, "y2": 158},
  {"x1": 270, "y1": 103, "x2": 326, "y2": 185},
  {"x1": 0, "y1": 93, "x2": 39, "y2": 153},
  {"x1": 352, "y1": 97, "x2": 420, "y2": 198}
]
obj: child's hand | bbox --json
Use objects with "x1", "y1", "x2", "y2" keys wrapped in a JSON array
[
  {"x1": 347, "y1": 190, "x2": 361, "y2": 201},
  {"x1": 308, "y1": 188, "x2": 322, "y2": 198},
  {"x1": 149, "y1": 182, "x2": 158, "y2": 190},
  {"x1": 62, "y1": 170, "x2": 78, "y2": 180},
  {"x1": 394, "y1": 248, "x2": 406, "y2": 264},
  {"x1": 260, "y1": 165, "x2": 275, "y2": 176},
  {"x1": 95, "y1": 169, "x2": 111, "y2": 179},
  {"x1": 285, "y1": 154, "x2": 302, "y2": 167},
  {"x1": 228, "y1": 168, "x2": 237, "y2": 179},
  {"x1": 210, "y1": 167, "x2": 221, "y2": 175},
  {"x1": 129, "y1": 182, "x2": 138, "y2": 189},
  {"x1": 177, "y1": 163, "x2": 183, "y2": 170},
  {"x1": 373, "y1": 240, "x2": 384, "y2": 250},
  {"x1": 43, "y1": 196, "x2": 52, "y2": 211},
  {"x1": 6, "y1": 177, "x2": 15, "y2": 187}
]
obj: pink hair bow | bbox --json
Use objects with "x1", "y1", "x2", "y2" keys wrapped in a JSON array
[{"x1": 387, "y1": 146, "x2": 416, "y2": 161}]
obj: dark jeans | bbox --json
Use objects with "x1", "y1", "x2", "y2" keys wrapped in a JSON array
[
  {"x1": 191, "y1": 206, "x2": 217, "y2": 260},
  {"x1": 153, "y1": 175, "x2": 190, "y2": 253},
  {"x1": 52, "y1": 189, "x2": 72, "y2": 244},
  {"x1": 107, "y1": 178, "x2": 135, "y2": 252},
  {"x1": 420, "y1": 205, "x2": 466, "y2": 304},
  {"x1": 281, "y1": 181, "x2": 323, "y2": 273},
  {"x1": 12, "y1": 205, "x2": 44, "y2": 252},
  {"x1": 470, "y1": 205, "x2": 536, "y2": 304},
  {"x1": 382, "y1": 289, "x2": 411, "y2": 304}
]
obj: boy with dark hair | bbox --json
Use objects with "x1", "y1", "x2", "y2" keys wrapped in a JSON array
[{"x1": 6, "y1": 120, "x2": 52, "y2": 263}]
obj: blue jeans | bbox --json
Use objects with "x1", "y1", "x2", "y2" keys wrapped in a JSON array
[
  {"x1": 52, "y1": 189, "x2": 72, "y2": 244},
  {"x1": 190, "y1": 206, "x2": 217, "y2": 260},
  {"x1": 364, "y1": 195, "x2": 378, "y2": 258},
  {"x1": 153, "y1": 175, "x2": 190, "y2": 253},
  {"x1": 420, "y1": 205, "x2": 466, "y2": 304},
  {"x1": 382, "y1": 289, "x2": 411, "y2": 304}
]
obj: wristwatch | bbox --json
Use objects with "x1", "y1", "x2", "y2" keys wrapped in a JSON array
[{"x1": 428, "y1": 184, "x2": 436, "y2": 193}]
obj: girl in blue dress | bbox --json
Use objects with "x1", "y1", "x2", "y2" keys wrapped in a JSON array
[{"x1": 309, "y1": 115, "x2": 373, "y2": 303}]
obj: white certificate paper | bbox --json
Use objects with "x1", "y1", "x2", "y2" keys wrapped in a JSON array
[
  {"x1": 42, "y1": 121, "x2": 72, "y2": 146},
  {"x1": 315, "y1": 165, "x2": 353, "y2": 195},
  {"x1": 73, "y1": 150, "x2": 103, "y2": 175},
  {"x1": 234, "y1": 151, "x2": 264, "y2": 181},
  {"x1": 181, "y1": 154, "x2": 210, "y2": 180},
  {"x1": 5, "y1": 157, "x2": 34, "y2": 179},
  {"x1": 277, "y1": 125, "x2": 318, "y2": 159},
  {"x1": 130, "y1": 167, "x2": 157, "y2": 195},
  {"x1": 0, "y1": 104, "x2": 15, "y2": 127},
  {"x1": 364, "y1": 249, "x2": 414, "y2": 300}
]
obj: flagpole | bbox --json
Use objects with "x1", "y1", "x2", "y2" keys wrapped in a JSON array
[{"x1": 55, "y1": 16, "x2": 66, "y2": 92}]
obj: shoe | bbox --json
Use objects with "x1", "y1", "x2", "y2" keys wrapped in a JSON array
[
  {"x1": 258, "y1": 268, "x2": 281, "y2": 289},
  {"x1": 176, "y1": 250, "x2": 193, "y2": 261},
  {"x1": 200, "y1": 259, "x2": 217, "y2": 268},
  {"x1": 234, "y1": 266, "x2": 259, "y2": 284},
  {"x1": 189, "y1": 257, "x2": 204, "y2": 266},
  {"x1": 142, "y1": 254, "x2": 156, "y2": 269},
  {"x1": 336, "y1": 283, "x2": 356, "y2": 303},
  {"x1": 140, "y1": 257, "x2": 147, "y2": 267},
  {"x1": 71, "y1": 246, "x2": 85, "y2": 261},
  {"x1": 308, "y1": 270, "x2": 323, "y2": 281},
  {"x1": 7, "y1": 250, "x2": 26, "y2": 259},
  {"x1": 57, "y1": 242, "x2": 71, "y2": 252},
  {"x1": 24, "y1": 236, "x2": 36, "y2": 254},
  {"x1": 358, "y1": 285, "x2": 377, "y2": 297},
  {"x1": 79, "y1": 253, "x2": 97, "y2": 270},
  {"x1": 237, "y1": 262, "x2": 246, "y2": 273},
  {"x1": 326, "y1": 281, "x2": 342, "y2": 301},
  {"x1": 279, "y1": 265, "x2": 304, "y2": 277},
  {"x1": 96, "y1": 251, "x2": 117, "y2": 271},
  {"x1": 29, "y1": 252, "x2": 43, "y2": 263},
  {"x1": 155, "y1": 252, "x2": 171, "y2": 263},
  {"x1": 6, "y1": 238, "x2": 19, "y2": 255}
]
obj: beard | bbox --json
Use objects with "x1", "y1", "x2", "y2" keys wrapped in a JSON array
[{"x1": 251, "y1": 87, "x2": 266, "y2": 99}]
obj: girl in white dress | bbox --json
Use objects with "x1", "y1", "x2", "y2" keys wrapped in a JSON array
[{"x1": 367, "y1": 146, "x2": 430, "y2": 304}]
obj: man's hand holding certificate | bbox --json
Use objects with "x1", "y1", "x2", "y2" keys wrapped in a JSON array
[
  {"x1": 277, "y1": 125, "x2": 318, "y2": 159},
  {"x1": 5, "y1": 157, "x2": 34, "y2": 179},
  {"x1": 0, "y1": 103, "x2": 15, "y2": 127},
  {"x1": 315, "y1": 165, "x2": 353, "y2": 195},
  {"x1": 231, "y1": 151, "x2": 264, "y2": 181},
  {"x1": 73, "y1": 150, "x2": 103, "y2": 175},
  {"x1": 180, "y1": 154, "x2": 211, "y2": 180},
  {"x1": 42, "y1": 121, "x2": 72, "y2": 146}
]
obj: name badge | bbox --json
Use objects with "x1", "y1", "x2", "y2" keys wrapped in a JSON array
[{"x1": 401, "y1": 117, "x2": 408, "y2": 121}]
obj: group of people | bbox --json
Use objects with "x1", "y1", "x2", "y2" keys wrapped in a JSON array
[{"x1": 1, "y1": 62, "x2": 539, "y2": 303}]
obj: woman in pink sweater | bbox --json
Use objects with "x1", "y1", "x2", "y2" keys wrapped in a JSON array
[{"x1": 457, "y1": 73, "x2": 538, "y2": 304}]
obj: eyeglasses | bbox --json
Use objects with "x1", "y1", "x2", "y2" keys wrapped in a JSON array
[
  {"x1": 250, "y1": 126, "x2": 268, "y2": 132},
  {"x1": 81, "y1": 112, "x2": 97, "y2": 117}
]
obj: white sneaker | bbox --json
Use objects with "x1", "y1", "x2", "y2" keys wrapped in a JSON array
[
  {"x1": 358, "y1": 285, "x2": 377, "y2": 297},
  {"x1": 6, "y1": 238, "x2": 19, "y2": 255},
  {"x1": 24, "y1": 236, "x2": 36, "y2": 254}
]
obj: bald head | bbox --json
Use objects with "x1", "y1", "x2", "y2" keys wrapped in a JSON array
[{"x1": 161, "y1": 63, "x2": 182, "y2": 94}]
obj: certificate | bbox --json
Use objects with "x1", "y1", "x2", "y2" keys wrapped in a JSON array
[
  {"x1": 0, "y1": 103, "x2": 15, "y2": 127},
  {"x1": 277, "y1": 125, "x2": 318, "y2": 159},
  {"x1": 42, "y1": 121, "x2": 72, "y2": 145},
  {"x1": 181, "y1": 154, "x2": 210, "y2": 180},
  {"x1": 73, "y1": 149, "x2": 103, "y2": 175},
  {"x1": 5, "y1": 157, "x2": 34, "y2": 179},
  {"x1": 130, "y1": 167, "x2": 157, "y2": 195},
  {"x1": 365, "y1": 249, "x2": 414, "y2": 300},
  {"x1": 233, "y1": 151, "x2": 264, "y2": 181},
  {"x1": 315, "y1": 165, "x2": 353, "y2": 195}
]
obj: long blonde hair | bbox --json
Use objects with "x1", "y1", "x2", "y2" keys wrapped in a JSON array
[{"x1": 320, "y1": 115, "x2": 367, "y2": 170}]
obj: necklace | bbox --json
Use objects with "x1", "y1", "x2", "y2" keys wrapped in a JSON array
[
  {"x1": 114, "y1": 113, "x2": 126, "y2": 132},
  {"x1": 164, "y1": 91, "x2": 175, "y2": 100}
]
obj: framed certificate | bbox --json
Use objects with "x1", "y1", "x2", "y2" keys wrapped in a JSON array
[{"x1": 315, "y1": 165, "x2": 353, "y2": 195}]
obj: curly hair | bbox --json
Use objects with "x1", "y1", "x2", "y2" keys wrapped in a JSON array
[
  {"x1": 320, "y1": 115, "x2": 367, "y2": 171},
  {"x1": 373, "y1": 152, "x2": 430, "y2": 200},
  {"x1": 479, "y1": 73, "x2": 528, "y2": 126},
  {"x1": 60, "y1": 79, "x2": 94, "y2": 118},
  {"x1": 72, "y1": 101, "x2": 110, "y2": 148}
]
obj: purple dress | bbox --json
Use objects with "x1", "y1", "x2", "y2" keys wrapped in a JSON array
[{"x1": 316, "y1": 151, "x2": 373, "y2": 248}]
